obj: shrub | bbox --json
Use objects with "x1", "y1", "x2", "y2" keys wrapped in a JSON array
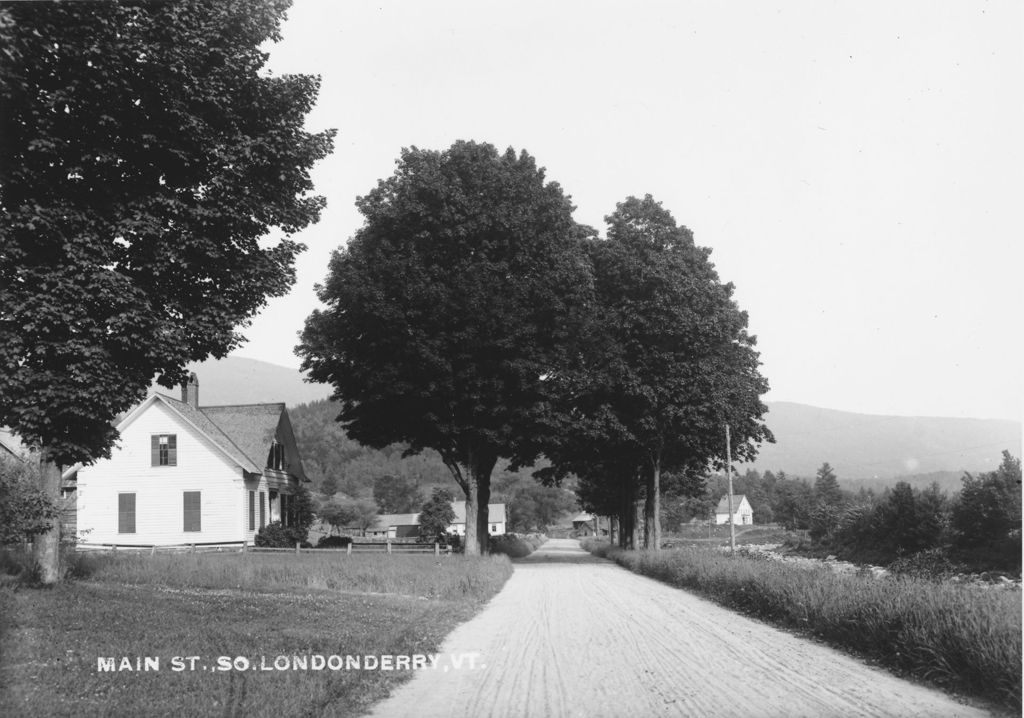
[
  {"x1": 0, "y1": 455, "x2": 59, "y2": 544},
  {"x1": 254, "y1": 521, "x2": 307, "y2": 548},
  {"x1": 315, "y1": 534, "x2": 352, "y2": 549},
  {"x1": 489, "y1": 533, "x2": 546, "y2": 558}
]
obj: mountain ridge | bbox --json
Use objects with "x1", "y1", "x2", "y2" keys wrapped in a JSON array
[{"x1": 179, "y1": 357, "x2": 1020, "y2": 481}]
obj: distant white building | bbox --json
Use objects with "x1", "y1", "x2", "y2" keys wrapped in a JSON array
[
  {"x1": 715, "y1": 494, "x2": 753, "y2": 525},
  {"x1": 364, "y1": 502, "x2": 506, "y2": 539}
]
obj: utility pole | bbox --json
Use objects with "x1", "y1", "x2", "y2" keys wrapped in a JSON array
[{"x1": 726, "y1": 424, "x2": 735, "y2": 555}]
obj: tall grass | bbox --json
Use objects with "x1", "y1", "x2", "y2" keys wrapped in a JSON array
[
  {"x1": 585, "y1": 540, "x2": 1021, "y2": 711},
  {"x1": 57, "y1": 549, "x2": 510, "y2": 601}
]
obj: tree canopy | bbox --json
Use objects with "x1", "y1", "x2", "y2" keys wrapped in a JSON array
[
  {"x1": 0, "y1": 0, "x2": 333, "y2": 581},
  {"x1": 536, "y1": 195, "x2": 772, "y2": 549},
  {"x1": 0, "y1": 0, "x2": 334, "y2": 465},
  {"x1": 299, "y1": 141, "x2": 592, "y2": 554}
]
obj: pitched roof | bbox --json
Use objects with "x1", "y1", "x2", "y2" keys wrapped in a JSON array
[
  {"x1": 371, "y1": 513, "x2": 421, "y2": 530},
  {"x1": 572, "y1": 512, "x2": 595, "y2": 523},
  {"x1": 450, "y1": 502, "x2": 506, "y2": 524},
  {"x1": 371, "y1": 502, "x2": 507, "y2": 530},
  {"x1": 715, "y1": 494, "x2": 750, "y2": 514},
  {"x1": 199, "y1": 403, "x2": 285, "y2": 473},
  {"x1": 156, "y1": 396, "x2": 263, "y2": 473}
]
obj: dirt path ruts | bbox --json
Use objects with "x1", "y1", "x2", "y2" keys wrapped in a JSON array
[{"x1": 366, "y1": 539, "x2": 991, "y2": 718}]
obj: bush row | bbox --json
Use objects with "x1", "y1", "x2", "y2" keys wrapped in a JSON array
[
  {"x1": 584, "y1": 540, "x2": 1021, "y2": 711},
  {"x1": 488, "y1": 533, "x2": 546, "y2": 558}
]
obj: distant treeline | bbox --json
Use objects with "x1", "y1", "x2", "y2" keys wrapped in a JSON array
[{"x1": 670, "y1": 454, "x2": 1021, "y2": 572}]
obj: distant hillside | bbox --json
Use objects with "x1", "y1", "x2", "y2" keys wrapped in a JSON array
[
  {"x1": 160, "y1": 359, "x2": 1020, "y2": 483},
  {"x1": 152, "y1": 356, "x2": 332, "y2": 407},
  {"x1": 748, "y1": 402, "x2": 1021, "y2": 481}
]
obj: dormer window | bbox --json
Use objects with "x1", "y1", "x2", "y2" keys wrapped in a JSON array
[
  {"x1": 268, "y1": 440, "x2": 285, "y2": 471},
  {"x1": 151, "y1": 434, "x2": 177, "y2": 466}
]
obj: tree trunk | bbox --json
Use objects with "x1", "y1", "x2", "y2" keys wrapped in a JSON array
[
  {"x1": 34, "y1": 456, "x2": 62, "y2": 584},
  {"x1": 633, "y1": 500, "x2": 643, "y2": 550},
  {"x1": 445, "y1": 446, "x2": 497, "y2": 557},
  {"x1": 647, "y1": 459, "x2": 662, "y2": 551},
  {"x1": 476, "y1": 474, "x2": 491, "y2": 554},
  {"x1": 464, "y1": 471, "x2": 480, "y2": 556}
]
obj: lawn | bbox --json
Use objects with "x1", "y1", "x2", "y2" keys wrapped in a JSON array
[{"x1": 0, "y1": 550, "x2": 512, "y2": 718}]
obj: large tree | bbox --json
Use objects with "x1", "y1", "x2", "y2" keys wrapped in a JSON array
[
  {"x1": 0, "y1": 1, "x2": 334, "y2": 581},
  {"x1": 298, "y1": 141, "x2": 592, "y2": 555},
  {"x1": 537, "y1": 196, "x2": 772, "y2": 550}
]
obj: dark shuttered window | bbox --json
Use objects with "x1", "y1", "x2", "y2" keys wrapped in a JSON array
[
  {"x1": 183, "y1": 491, "x2": 201, "y2": 532},
  {"x1": 151, "y1": 434, "x2": 177, "y2": 466},
  {"x1": 259, "y1": 491, "x2": 266, "y2": 528},
  {"x1": 248, "y1": 491, "x2": 256, "y2": 531},
  {"x1": 118, "y1": 493, "x2": 136, "y2": 534}
]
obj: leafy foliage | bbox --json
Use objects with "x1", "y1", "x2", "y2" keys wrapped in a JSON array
[
  {"x1": 299, "y1": 141, "x2": 592, "y2": 554},
  {"x1": 0, "y1": 0, "x2": 334, "y2": 466},
  {"x1": 316, "y1": 495, "x2": 378, "y2": 535},
  {"x1": 254, "y1": 521, "x2": 309, "y2": 548},
  {"x1": 373, "y1": 474, "x2": 423, "y2": 514},
  {"x1": 0, "y1": 455, "x2": 59, "y2": 544},
  {"x1": 538, "y1": 195, "x2": 772, "y2": 549},
  {"x1": 284, "y1": 483, "x2": 316, "y2": 543},
  {"x1": 951, "y1": 451, "x2": 1022, "y2": 566},
  {"x1": 417, "y1": 488, "x2": 457, "y2": 544}
]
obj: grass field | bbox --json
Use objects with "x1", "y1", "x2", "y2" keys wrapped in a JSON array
[
  {"x1": 584, "y1": 539, "x2": 1022, "y2": 713},
  {"x1": 0, "y1": 549, "x2": 512, "y2": 718}
]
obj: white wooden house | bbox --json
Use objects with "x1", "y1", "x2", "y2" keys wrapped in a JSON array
[
  {"x1": 715, "y1": 494, "x2": 754, "y2": 525},
  {"x1": 63, "y1": 374, "x2": 309, "y2": 547}
]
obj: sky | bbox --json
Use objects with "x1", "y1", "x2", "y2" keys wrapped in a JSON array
[{"x1": 234, "y1": 0, "x2": 1023, "y2": 423}]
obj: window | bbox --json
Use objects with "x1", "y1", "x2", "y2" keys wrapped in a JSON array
[
  {"x1": 183, "y1": 492, "x2": 201, "y2": 532},
  {"x1": 118, "y1": 493, "x2": 136, "y2": 534},
  {"x1": 259, "y1": 491, "x2": 266, "y2": 528},
  {"x1": 280, "y1": 493, "x2": 289, "y2": 527},
  {"x1": 151, "y1": 434, "x2": 177, "y2": 466},
  {"x1": 248, "y1": 491, "x2": 255, "y2": 531},
  {"x1": 491, "y1": 524, "x2": 497, "y2": 533},
  {"x1": 267, "y1": 441, "x2": 285, "y2": 470}
]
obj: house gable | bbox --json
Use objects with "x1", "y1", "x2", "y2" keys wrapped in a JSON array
[{"x1": 75, "y1": 399, "x2": 247, "y2": 546}]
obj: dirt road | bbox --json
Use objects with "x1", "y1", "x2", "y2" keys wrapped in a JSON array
[{"x1": 367, "y1": 539, "x2": 990, "y2": 718}]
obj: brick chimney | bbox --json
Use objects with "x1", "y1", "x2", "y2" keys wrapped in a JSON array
[{"x1": 181, "y1": 372, "x2": 199, "y2": 408}]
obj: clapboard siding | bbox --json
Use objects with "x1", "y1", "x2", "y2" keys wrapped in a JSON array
[{"x1": 77, "y1": 401, "x2": 245, "y2": 545}]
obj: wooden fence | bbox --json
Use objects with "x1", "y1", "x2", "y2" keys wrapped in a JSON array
[{"x1": 74, "y1": 541, "x2": 452, "y2": 556}]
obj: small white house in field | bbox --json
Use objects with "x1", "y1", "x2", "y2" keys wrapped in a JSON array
[
  {"x1": 715, "y1": 494, "x2": 754, "y2": 525},
  {"x1": 63, "y1": 374, "x2": 309, "y2": 547},
  {"x1": 363, "y1": 502, "x2": 507, "y2": 539}
]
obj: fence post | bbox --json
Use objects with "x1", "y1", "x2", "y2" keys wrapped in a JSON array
[
  {"x1": 434, "y1": 542, "x2": 439, "y2": 557},
  {"x1": 346, "y1": 542, "x2": 352, "y2": 556},
  {"x1": 295, "y1": 541, "x2": 300, "y2": 555},
  {"x1": 190, "y1": 543, "x2": 196, "y2": 554},
  {"x1": 387, "y1": 540, "x2": 392, "y2": 555},
  {"x1": 112, "y1": 544, "x2": 117, "y2": 552},
  {"x1": 150, "y1": 545, "x2": 156, "y2": 556}
]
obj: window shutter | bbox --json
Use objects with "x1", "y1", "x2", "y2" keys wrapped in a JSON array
[
  {"x1": 183, "y1": 492, "x2": 201, "y2": 532},
  {"x1": 168, "y1": 435, "x2": 177, "y2": 466},
  {"x1": 118, "y1": 493, "x2": 136, "y2": 534},
  {"x1": 248, "y1": 491, "x2": 255, "y2": 531},
  {"x1": 151, "y1": 436, "x2": 160, "y2": 466},
  {"x1": 259, "y1": 491, "x2": 266, "y2": 528}
]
